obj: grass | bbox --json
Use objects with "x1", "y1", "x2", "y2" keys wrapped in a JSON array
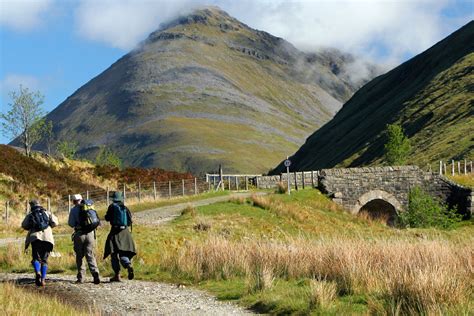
[
  {"x1": 1, "y1": 189, "x2": 472, "y2": 314},
  {"x1": 446, "y1": 173, "x2": 474, "y2": 188},
  {"x1": 0, "y1": 282, "x2": 92, "y2": 315}
]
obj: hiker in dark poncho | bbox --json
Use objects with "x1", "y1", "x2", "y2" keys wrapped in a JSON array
[{"x1": 104, "y1": 191, "x2": 136, "y2": 282}]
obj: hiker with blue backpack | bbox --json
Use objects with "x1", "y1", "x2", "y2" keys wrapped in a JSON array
[
  {"x1": 104, "y1": 191, "x2": 136, "y2": 282},
  {"x1": 21, "y1": 200, "x2": 58, "y2": 287},
  {"x1": 68, "y1": 194, "x2": 101, "y2": 284}
]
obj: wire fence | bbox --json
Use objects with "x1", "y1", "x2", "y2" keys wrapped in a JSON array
[{"x1": 1, "y1": 177, "x2": 215, "y2": 223}]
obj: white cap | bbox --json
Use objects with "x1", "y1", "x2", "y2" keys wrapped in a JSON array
[{"x1": 72, "y1": 194, "x2": 83, "y2": 201}]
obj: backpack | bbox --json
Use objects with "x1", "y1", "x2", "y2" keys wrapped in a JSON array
[
  {"x1": 30, "y1": 207, "x2": 50, "y2": 232},
  {"x1": 112, "y1": 203, "x2": 128, "y2": 227},
  {"x1": 79, "y1": 200, "x2": 100, "y2": 233}
]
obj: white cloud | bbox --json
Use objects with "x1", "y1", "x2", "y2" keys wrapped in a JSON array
[
  {"x1": 75, "y1": 0, "x2": 194, "y2": 50},
  {"x1": 0, "y1": 0, "x2": 53, "y2": 31},
  {"x1": 73, "y1": 0, "x2": 472, "y2": 64}
]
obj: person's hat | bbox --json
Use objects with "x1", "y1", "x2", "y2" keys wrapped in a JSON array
[
  {"x1": 83, "y1": 199, "x2": 94, "y2": 206},
  {"x1": 112, "y1": 191, "x2": 123, "y2": 202},
  {"x1": 29, "y1": 200, "x2": 39, "y2": 207},
  {"x1": 72, "y1": 194, "x2": 83, "y2": 201}
]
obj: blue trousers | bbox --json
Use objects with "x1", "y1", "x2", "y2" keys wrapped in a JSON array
[{"x1": 111, "y1": 252, "x2": 131, "y2": 274}]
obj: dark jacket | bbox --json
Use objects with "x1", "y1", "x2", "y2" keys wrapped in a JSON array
[{"x1": 103, "y1": 202, "x2": 136, "y2": 259}]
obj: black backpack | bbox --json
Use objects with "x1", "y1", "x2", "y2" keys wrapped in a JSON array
[
  {"x1": 30, "y1": 207, "x2": 50, "y2": 232},
  {"x1": 79, "y1": 200, "x2": 100, "y2": 233}
]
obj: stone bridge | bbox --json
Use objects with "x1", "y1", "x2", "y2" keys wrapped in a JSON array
[{"x1": 318, "y1": 166, "x2": 473, "y2": 224}]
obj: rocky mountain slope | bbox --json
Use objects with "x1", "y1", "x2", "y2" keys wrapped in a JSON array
[
  {"x1": 273, "y1": 20, "x2": 474, "y2": 173},
  {"x1": 30, "y1": 7, "x2": 380, "y2": 174}
]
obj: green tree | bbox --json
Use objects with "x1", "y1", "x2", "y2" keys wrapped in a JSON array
[
  {"x1": 384, "y1": 123, "x2": 411, "y2": 165},
  {"x1": 0, "y1": 85, "x2": 47, "y2": 157},
  {"x1": 397, "y1": 187, "x2": 461, "y2": 229},
  {"x1": 56, "y1": 140, "x2": 78, "y2": 159},
  {"x1": 43, "y1": 120, "x2": 54, "y2": 155},
  {"x1": 95, "y1": 146, "x2": 122, "y2": 168}
]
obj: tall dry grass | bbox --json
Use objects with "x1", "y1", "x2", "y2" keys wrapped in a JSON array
[{"x1": 161, "y1": 236, "x2": 473, "y2": 314}]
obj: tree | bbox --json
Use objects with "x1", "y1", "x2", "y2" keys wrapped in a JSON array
[
  {"x1": 57, "y1": 140, "x2": 78, "y2": 159},
  {"x1": 0, "y1": 85, "x2": 47, "y2": 156},
  {"x1": 95, "y1": 146, "x2": 122, "y2": 168},
  {"x1": 384, "y1": 123, "x2": 411, "y2": 165},
  {"x1": 43, "y1": 120, "x2": 54, "y2": 155}
]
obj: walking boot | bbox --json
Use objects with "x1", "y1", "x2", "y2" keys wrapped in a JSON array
[
  {"x1": 127, "y1": 266, "x2": 134, "y2": 280},
  {"x1": 35, "y1": 273, "x2": 41, "y2": 287},
  {"x1": 92, "y1": 272, "x2": 101, "y2": 284},
  {"x1": 110, "y1": 274, "x2": 121, "y2": 282},
  {"x1": 40, "y1": 278, "x2": 46, "y2": 287}
]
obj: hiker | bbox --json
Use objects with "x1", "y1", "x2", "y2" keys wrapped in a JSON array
[
  {"x1": 68, "y1": 194, "x2": 101, "y2": 284},
  {"x1": 104, "y1": 191, "x2": 136, "y2": 282},
  {"x1": 21, "y1": 200, "x2": 58, "y2": 287}
]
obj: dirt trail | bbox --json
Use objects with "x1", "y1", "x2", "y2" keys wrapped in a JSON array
[
  {"x1": 1, "y1": 273, "x2": 253, "y2": 315},
  {"x1": 1, "y1": 192, "x2": 265, "y2": 314}
]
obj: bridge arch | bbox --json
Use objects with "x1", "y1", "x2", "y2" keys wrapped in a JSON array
[{"x1": 353, "y1": 190, "x2": 403, "y2": 226}]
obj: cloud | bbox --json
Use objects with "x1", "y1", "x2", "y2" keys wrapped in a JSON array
[
  {"x1": 74, "y1": 0, "x2": 193, "y2": 50},
  {"x1": 0, "y1": 0, "x2": 53, "y2": 31},
  {"x1": 73, "y1": 0, "x2": 473, "y2": 64}
]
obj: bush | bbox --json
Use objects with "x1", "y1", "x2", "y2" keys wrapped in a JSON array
[
  {"x1": 397, "y1": 187, "x2": 461, "y2": 229},
  {"x1": 276, "y1": 181, "x2": 288, "y2": 194}
]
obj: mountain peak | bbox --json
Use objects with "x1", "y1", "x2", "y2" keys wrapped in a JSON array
[{"x1": 157, "y1": 6, "x2": 242, "y2": 32}]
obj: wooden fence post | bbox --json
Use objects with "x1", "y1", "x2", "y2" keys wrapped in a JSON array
[
  {"x1": 294, "y1": 172, "x2": 298, "y2": 191},
  {"x1": 138, "y1": 182, "x2": 142, "y2": 202},
  {"x1": 236, "y1": 177, "x2": 239, "y2": 191},
  {"x1": 245, "y1": 176, "x2": 248, "y2": 191},
  {"x1": 5, "y1": 201, "x2": 9, "y2": 224},
  {"x1": 452, "y1": 160, "x2": 455, "y2": 175},
  {"x1": 182, "y1": 179, "x2": 185, "y2": 196},
  {"x1": 227, "y1": 176, "x2": 231, "y2": 191},
  {"x1": 106, "y1": 187, "x2": 110, "y2": 206},
  {"x1": 457, "y1": 161, "x2": 461, "y2": 174},
  {"x1": 301, "y1": 171, "x2": 305, "y2": 189},
  {"x1": 471, "y1": 161, "x2": 473, "y2": 173},
  {"x1": 256, "y1": 177, "x2": 259, "y2": 189},
  {"x1": 311, "y1": 171, "x2": 314, "y2": 188},
  {"x1": 464, "y1": 159, "x2": 467, "y2": 175},
  {"x1": 168, "y1": 181, "x2": 172, "y2": 199},
  {"x1": 194, "y1": 178, "x2": 197, "y2": 195},
  {"x1": 86, "y1": 190, "x2": 89, "y2": 200},
  {"x1": 47, "y1": 197, "x2": 51, "y2": 212},
  {"x1": 213, "y1": 176, "x2": 216, "y2": 190},
  {"x1": 443, "y1": 163, "x2": 447, "y2": 175},
  {"x1": 68, "y1": 195, "x2": 71, "y2": 213},
  {"x1": 439, "y1": 161, "x2": 442, "y2": 175},
  {"x1": 153, "y1": 182, "x2": 157, "y2": 200}
]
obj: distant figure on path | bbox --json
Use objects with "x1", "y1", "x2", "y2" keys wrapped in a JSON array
[
  {"x1": 68, "y1": 194, "x2": 101, "y2": 284},
  {"x1": 21, "y1": 199, "x2": 58, "y2": 287},
  {"x1": 104, "y1": 191, "x2": 136, "y2": 282}
]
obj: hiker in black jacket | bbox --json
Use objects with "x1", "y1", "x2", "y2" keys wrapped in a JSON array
[{"x1": 104, "y1": 191, "x2": 136, "y2": 282}]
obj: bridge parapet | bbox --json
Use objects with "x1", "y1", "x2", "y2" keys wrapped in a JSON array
[{"x1": 318, "y1": 166, "x2": 472, "y2": 217}]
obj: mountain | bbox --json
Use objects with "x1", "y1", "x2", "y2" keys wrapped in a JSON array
[
  {"x1": 28, "y1": 7, "x2": 380, "y2": 174},
  {"x1": 273, "y1": 21, "x2": 474, "y2": 173}
]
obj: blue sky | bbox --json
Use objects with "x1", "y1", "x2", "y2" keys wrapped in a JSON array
[{"x1": 0, "y1": 0, "x2": 473, "y2": 144}]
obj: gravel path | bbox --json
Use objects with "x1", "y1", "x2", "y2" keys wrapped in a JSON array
[
  {"x1": 0, "y1": 273, "x2": 253, "y2": 315},
  {"x1": 1, "y1": 192, "x2": 266, "y2": 314},
  {"x1": 133, "y1": 191, "x2": 266, "y2": 225}
]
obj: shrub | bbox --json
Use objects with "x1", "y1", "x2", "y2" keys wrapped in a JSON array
[
  {"x1": 275, "y1": 181, "x2": 288, "y2": 194},
  {"x1": 397, "y1": 187, "x2": 461, "y2": 229}
]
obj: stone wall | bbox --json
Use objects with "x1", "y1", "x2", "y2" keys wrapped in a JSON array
[
  {"x1": 318, "y1": 166, "x2": 472, "y2": 217},
  {"x1": 255, "y1": 171, "x2": 319, "y2": 189}
]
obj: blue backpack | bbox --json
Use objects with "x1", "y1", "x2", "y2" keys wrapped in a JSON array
[
  {"x1": 30, "y1": 207, "x2": 49, "y2": 232},
  {"x1": 79, "y1": 200, "x2": 100, "y2": 233},
  {"x1": 112, "y1": 203, "x2": 128, "y2": 227}
]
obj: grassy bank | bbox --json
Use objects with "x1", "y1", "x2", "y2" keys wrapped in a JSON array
[
  {"x1": 1, "y1": 189, "x2": 472, "y2": 314},
  {"x1": 0, "y1": 282, "x2": 91, "y2": 315}
]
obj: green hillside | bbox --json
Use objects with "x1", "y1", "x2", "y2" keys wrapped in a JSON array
[
  {"x1": 29, "y1": 7, "x2": 380, "y2": 174},
  {"x1": 273, "y1": 21, "x2": 474, "y2": 173}
]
